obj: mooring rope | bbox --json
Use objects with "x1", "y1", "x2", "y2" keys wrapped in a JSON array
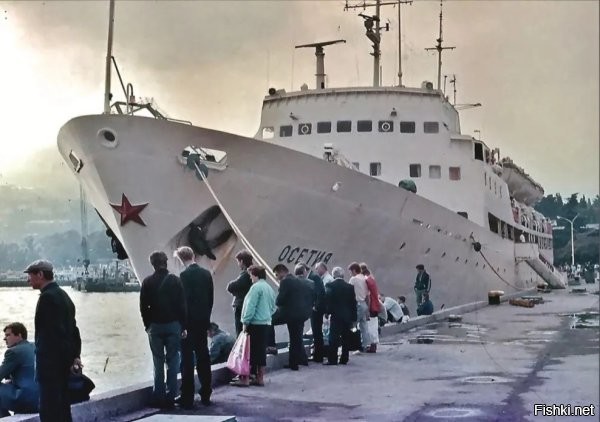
[{"x1": 192, "y1": 161, "x2": 279, "y2": 287}]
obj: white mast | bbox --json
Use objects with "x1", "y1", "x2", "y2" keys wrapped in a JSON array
[
  {"x1": 425, "y1": 0, "x2": 455, "y2": 91},
  {"x1": 373, "y1": 0, "x2": 381, "y2": 87},
  {"x1": 397, "y1": 0, "x2": 412, "y2": 87},
  {"x1": 103, "y1": 0, "x2": 115, "y2": 114}
]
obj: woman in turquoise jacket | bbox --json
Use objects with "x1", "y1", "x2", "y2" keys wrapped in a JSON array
[{"x1": 231, "y1": 265, "x2": 276, "y2": 387}]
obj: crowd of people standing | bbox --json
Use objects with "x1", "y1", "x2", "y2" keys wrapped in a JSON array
[{"x1": 1, "y1": 251, "x2": 435, "y2": 419}]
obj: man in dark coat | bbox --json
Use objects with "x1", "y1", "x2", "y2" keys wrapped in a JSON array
[
  {"x1": 324, "y1": 267, "x2": 357, "y2": 365},
  {"x1": 226, "y1": 250, "x2": 253, "y2": 336},
  {"x1": 414, "y1": 264, "x2": 431, "y2": 306},
  {"x1": 25, "y1": 260, "x2": 81, "y2": 422},
  {"x1": 174, "y1": 247, "x2": 213, "y2": 408},
  {"x1": 296, "y1": 264, "x2": 325, "y2": 363},
  {"x1": 305, "y1": 264, "x2": 326, "y2": 362},
  {"x1": 271, "y1": 264, "x2": 312, "y2": 370},
  {"x1": 0, "y1": 322, "x2": 38, "y2": 417},
  {"x1": 140, "y1": 252, "x2": 187, "y2": 409}
]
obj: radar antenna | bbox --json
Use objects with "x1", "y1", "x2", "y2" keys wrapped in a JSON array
[
  {"x1": 424, "y1": 0, "x2": 455, "y2": 91},
  {"x1": 345, "y1": 1, "x2": 412, "y2": 87},
  {"x1": 295, "y1": 40, "x2": 346, "y2": 89}
]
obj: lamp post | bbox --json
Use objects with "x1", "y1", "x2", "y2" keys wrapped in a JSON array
[{"x1": 557, "y1": 214, "x2": 578, "y2": 267}]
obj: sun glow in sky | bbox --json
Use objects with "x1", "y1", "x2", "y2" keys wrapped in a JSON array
[{"x1": 0, "y1": 1, "x2": 598, "y2": 197}]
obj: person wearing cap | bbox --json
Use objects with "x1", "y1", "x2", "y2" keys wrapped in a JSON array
[
  {"x1": 414, "y1": 264, "x2": 431, "y2": 307},
  {"x1": 25, "y1": 259, "x2": 81, "y2": 422}
]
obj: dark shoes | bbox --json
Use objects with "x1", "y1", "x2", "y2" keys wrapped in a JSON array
[
  {"x1": 200, "y1": 397, "x2": 212, "y2": 406},
  {"x1": 266, "y1": 346, "x2": 278, "y2": 355},
  {"x1": 283, "y1": 364, "x2": 299, "y2": 371},
  {"x1": 323, "y1": 362, "x2": 337, "y2": 366},
  {"x1": 174, "y1": 396, "x2": 193, "y2": 410}
]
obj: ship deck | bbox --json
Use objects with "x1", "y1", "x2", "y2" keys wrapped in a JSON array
[{"x1": 8, "y1": 284, "x2": 599, "y2": 422}]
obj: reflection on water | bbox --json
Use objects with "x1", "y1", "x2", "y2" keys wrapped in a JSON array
[{"x1": 0, "y1": 288, "x2": 151, "y2": 393}]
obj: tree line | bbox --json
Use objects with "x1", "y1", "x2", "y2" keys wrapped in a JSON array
[{"x1": 535, "y1": 193, "x2": 599, "y2": 265}]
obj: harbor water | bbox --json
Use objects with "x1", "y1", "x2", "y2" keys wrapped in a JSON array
[{"x1": 0, "y1": 287, "x2": 151, "y2": 394}]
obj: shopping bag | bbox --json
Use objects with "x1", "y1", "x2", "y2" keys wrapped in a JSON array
[
  {"x1": 367, "y1": 316, "x2": 379, "y2": 344},
  {"x1": 226, "y1": 332, "x2": 251, "y2": 376}
]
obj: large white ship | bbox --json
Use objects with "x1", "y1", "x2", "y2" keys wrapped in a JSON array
[{"x1": 57, "y1": 1, "x2": 564, "y2": 325}]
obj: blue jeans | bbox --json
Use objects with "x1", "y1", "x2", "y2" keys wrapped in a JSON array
[
  {"x1": 147, "y1": 321, "x2": 181, "y2": 402},
  {"x1": 356, "y1": 301, "x2": 370, "y2": 348}
]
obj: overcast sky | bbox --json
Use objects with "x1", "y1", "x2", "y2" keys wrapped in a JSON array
[{"x1": 0, "y1": 0, "x2": 598, "y2": 198}]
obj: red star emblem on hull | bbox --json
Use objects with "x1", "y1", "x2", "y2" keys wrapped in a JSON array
[{"x1": 110, "y1": 194, "x2": 148, "y2": 227}]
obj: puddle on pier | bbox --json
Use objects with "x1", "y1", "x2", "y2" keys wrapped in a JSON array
[{"x1": 570, "y1": 312, "x2": 599, "y2": 329}]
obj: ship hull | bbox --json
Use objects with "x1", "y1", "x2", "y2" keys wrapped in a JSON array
[{"x1": 58, "y1": 115, "x2": 542, "y2": 331}]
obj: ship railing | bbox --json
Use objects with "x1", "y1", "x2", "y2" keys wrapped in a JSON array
[{"x1": 110, "y1": 101, "x2": 192, "y2": 125}]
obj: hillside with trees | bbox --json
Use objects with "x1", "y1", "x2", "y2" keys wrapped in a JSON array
[{"x1": 535, "y1": 193, "x2": 599, "y2": 265}]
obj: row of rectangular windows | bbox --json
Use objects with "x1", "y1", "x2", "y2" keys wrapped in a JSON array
[
  {"x1": 409, "y1": 164, "x2": 461, "y2": 180},
  {"x1": 278, "y1": 120, "x2": 440, "y2": 137},
  {"x1": 355, "y1": 162, "x2": 461, "y2": 180}
]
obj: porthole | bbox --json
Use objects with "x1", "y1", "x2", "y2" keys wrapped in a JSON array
[
  {"x1": 464, "y1": 259, "x2": 468, "y2": 264},
  {"x1": 399, "y1": 242, "x2": 406, "y2": 251},
  {"x1": 483, "y1": 264, "x2": 486, "y2": 270},
  {"x1": 98, "y1": 128, "x2": 118, "y2": 148},
  {"x1": 425, "y1": 248, "x2": 431, "y2": 254},
  {"x1": 441, "y1": 252, "x2": 446, "y2": 258},
  {"x1": 475, "y1": 262, "x2": 479, "y2": 267},
  {"x1": 455, "y1": 257, "x2": 460, "y2": 262}
]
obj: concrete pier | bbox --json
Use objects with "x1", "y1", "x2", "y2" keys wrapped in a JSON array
[{"x1": 7, "y1": 286, "x2": 598, "y2": 421}]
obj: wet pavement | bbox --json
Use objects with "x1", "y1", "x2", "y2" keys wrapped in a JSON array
[{"x1": 122, "y1": 284, "x2": 599, "y2": 422}]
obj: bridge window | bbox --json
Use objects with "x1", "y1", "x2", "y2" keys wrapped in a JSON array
[
  {"x1": 357, "y1": 120, "x2": 372, "y2": 132},
  {"x1": 449, "y1": 166, "x2": 461, "y2": 180},
  {"x1": 409, "y1": 164, "x2": 421, "y2": 178},
  {"x1": 378, "y1": 120, "x2": 394, "y2": 132},
  {"x1": 424, "y1": 122, "x2": 439, "y2": 133},
  {"x1": 337, "y1": 120, "x2": 352, "y2": 132},
  {"x1": 474, "y1": 142, "x2": 484, "y2": 161},
  {"x1": 429, "y1": 165, "x2": 441, "y2": 179},
  {"x1": 317, "y1": 121, "x2": 331, "y2": 133},
  {"x1": 280, "y1": 125, "x2": 292, "y2": 137},
  {"x1": 400, "y1": 121, "x2": 415, "y2": 133},
  {"x1": 457, "y1": 211, "x2": 468, "y2": 219},
  {"x1": 261, "y1": 127, "x2": 274, "y2": 139},
  {"x1": 370, "y1": 162, "x2": 382, "y2": 176},
  {"x1": 352, "y1": 162, "x2": 360, "y2": 170},
  {"x1": 298, "y1": 123, "x2": 312, "y2": 135}
]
